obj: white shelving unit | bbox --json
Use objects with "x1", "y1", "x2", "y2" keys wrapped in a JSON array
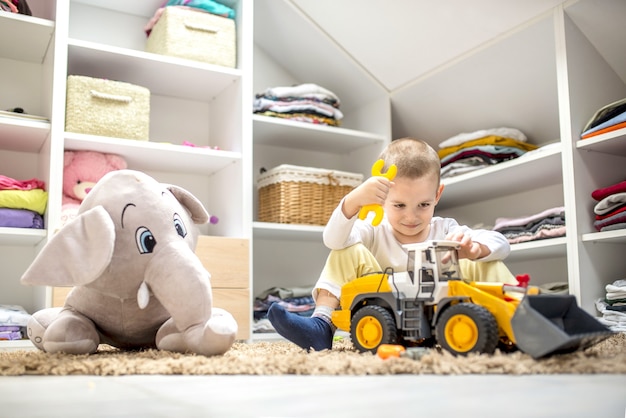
[
  {"x1": 251, "y1": 0, "x2": 391, "y2": 338},
  {"x1": 64, "y1": 0, "x2": 250, "y2": 238},
  {"x1": 0, "y1": 0, "x2": 253, "y2": 349},
  {"x1": 249, "y1": 0, "x2": 626, "y2": 341},
  {"x1": 558, "y1": 0, "x2": 626, "y2": 313},
  {"x1": 0, "y1": 1, "x2": 57, "y2": 332}
]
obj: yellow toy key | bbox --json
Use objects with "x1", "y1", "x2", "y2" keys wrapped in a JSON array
[{"x1": 358, "y1": 159, "x2": 397, "y2": 226}]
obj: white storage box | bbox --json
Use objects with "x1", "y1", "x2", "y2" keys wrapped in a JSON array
[
  {"x1": 65, "y1": 75, "x2": 150, "y2": 140},
  {"x1": 146, "y1": 6, "x2": 236, "y2": 68},
  {"x1": 257, "y1": 165, "x2": 363, "y2": 226}
]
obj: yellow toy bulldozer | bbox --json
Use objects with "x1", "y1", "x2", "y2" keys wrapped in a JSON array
[{"x1": 331, "y1": 240, "x2": 613, "y2": 358}]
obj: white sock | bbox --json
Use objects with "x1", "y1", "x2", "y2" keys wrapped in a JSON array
[{"x1": 312, "y1": 306, "x2": 336, "y2": 331}]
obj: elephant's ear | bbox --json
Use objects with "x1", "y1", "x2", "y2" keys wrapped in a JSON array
[
  {"x1": 21, "y1": 206, "x2": 115, "y2": 286},
  {"x1": 167, "y1": 185, "x2": 209, "y2": 224}
]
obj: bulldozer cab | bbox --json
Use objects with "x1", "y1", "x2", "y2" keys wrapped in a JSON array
[{"x1": 405, "y1": 240, "x2": 462, "y2": 300}]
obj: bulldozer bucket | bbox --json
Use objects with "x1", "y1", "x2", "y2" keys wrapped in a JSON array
[{"x1": 510, "y1": 294, "x2": 614, "y2": 359}]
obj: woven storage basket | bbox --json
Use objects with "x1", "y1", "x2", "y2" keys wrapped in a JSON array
[
  {"x1": 65, "y1": 75, "x2": 150, "y2": 140},
  {"x1": 258, "y1": 165, "x2": 363, "y2": 226},
  {"x1": 145, "y1": 6, "x2": 236, "y2": 68}
]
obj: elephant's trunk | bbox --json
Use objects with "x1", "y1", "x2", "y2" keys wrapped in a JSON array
[{"x1": 144, "y1": 240, "x2": 213, "y2": 332}]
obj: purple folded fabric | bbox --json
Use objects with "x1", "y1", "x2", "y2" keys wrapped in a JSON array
[
  {"x1": 0, "y1": 330, "x2": 23, "y2": 340},
  {"x1": 0, "y1": 207, "x2": 44, "y2": 228},
  {"x1": 0, "y1": 326, "x2": 21, "y2": 331}
]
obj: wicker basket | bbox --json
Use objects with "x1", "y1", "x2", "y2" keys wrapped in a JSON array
[
  {"x1": 257, "y1": 165, "x2": 363, "y2": 226},
  {"x1": 146, "y1": 6, "x2": 236, "y2": 68},
  {"x1": 65, "y1": 75, "x2": 150, "y2": 140}
]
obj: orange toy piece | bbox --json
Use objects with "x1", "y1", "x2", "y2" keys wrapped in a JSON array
[
  {"x1": 358, "y1": 159, "x2": 397, "y2": 226},
  {"x1": 376, "y1": 344, "x2": 406, "y2": 359}
]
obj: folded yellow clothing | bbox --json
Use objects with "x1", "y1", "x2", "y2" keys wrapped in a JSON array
[
  {"x1": 438, "y1": 135, "x2": 538, "y2": 159},
  {"x1": 0, "y1": 189, "x2": 48, "y2": 215}
]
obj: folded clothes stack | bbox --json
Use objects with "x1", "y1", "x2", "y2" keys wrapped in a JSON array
[
  {"x1": 591, "y1": 180, "x2": 626, "y2": 232},
  {"x1": 437, "y1": 127, "x2": 538, "y2": 179},
  {"x1": 253, "y1": 83, "x2": 343, "y2": 127},
  {"x1": 0, "y1": 175, "x2": 47, "y2": 229},
  {"x1": 0, "y1": 305, "x2": 30, "y2": 340},
  {"x1": 253, "y1": 286, "x2": 315, "y2": 334},
  {"x1": 581, "y1": 98, "x2": 626, "y2": 140},
  {"x1": 595, "y1": 279, "x2": 626, "y2": 332},
  {"x1": 492, "y1": 206, "x2": 566, "y2": 244}
]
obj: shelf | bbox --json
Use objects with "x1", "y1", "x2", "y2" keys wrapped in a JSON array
[
  {"x1": 507, "y1": 237, "x2": 567, "y2": 262},
  {"x1": 0, "y1": 228, "x2": 46, "y2": 246},
  {"x1": 65, "y1": 133, "x2": 242, "y2": 175},
  {"x1": 72, "y1": 0, "x2": 238, "y2": 18},
  {"x1": 72, "y1": 0, "x2": 163, "y2": 17},
  {"x1": 438, "y1": 144, "x2": 562, "y2": 209},
  {"x1": 67, "y1": 39, "x2": 242, "y2": 103},
  {"x1": 0, "y1": 116, "x2": 50, "y2": 153},
  {"x1": 0, "y1": 339, "x2": 35, "y2": 352},
  {"x1": 253, "y1": 222, "x2": 324, "y2": 241},
  {"x1": 252, "y1": 115, "x2": 386, "y2": 153},
  {"x1": 582, "y1": 229, "x2": 626, "y2": 244},
  {"x1": 254, "y1": 0, "x2": 388, "y2": 114},
  {"x1": 0, "y1": 12, "x2": 54, "y2": 63},
  {"x1": 252, "y1": 329, "x2": 349, "y2": 342},
  {"x1": 576, "y1": 127, "x2": 626, "y2": 157},
  {"x1": 251, "y1": 332, "x2": 285, "y2": 342}
]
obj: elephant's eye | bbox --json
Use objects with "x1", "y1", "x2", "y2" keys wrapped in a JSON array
[
  {"x1": 173, "y1": 213, "x2": 187, "y2": 238},
  {"x1": 135, "y1": 226, "x2": 157, "y2": 254}
]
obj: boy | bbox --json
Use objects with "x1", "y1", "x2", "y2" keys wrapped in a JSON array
[{"x1": 268, "y1": 138, "x2": 515, "y2": 351}]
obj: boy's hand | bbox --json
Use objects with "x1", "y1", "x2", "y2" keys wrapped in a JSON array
[
  {"x1": 445, "y1": 231, "x2": 490, "y2": 260},
  {"x1": 342, "y1": 176, "x2": 393, "y2": 219}
]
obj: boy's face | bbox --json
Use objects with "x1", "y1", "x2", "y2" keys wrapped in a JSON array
[{"x1": 383, "y1": 175, "x2": 444, "y2": 244}]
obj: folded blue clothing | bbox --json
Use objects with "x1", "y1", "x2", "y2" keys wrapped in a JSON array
[
  {"x1": 582, "y1": 109, "x2": 626, "y2": 137},
  {"x1": 582, "y1": 98, "x2": 626, "y2": 132}
]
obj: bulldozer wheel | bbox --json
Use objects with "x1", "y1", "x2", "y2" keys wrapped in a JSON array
[
  {"x1": 350, "y1": 305, "x2": 398, "y2": 354},
  {"x1": 435, "y1": 303, "x2": 498, "y2": 356}
]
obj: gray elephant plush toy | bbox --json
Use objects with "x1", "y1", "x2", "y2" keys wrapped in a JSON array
[{"x1": 21, "y1": 169, "x2": 237, "y2": 356}]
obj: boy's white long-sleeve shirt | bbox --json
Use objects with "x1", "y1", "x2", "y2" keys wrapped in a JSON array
[{"x1": 323, "y1": 200, "x2": 510, "y2": 272}]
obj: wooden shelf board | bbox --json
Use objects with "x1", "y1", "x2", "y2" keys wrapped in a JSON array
[
  {"x1": 253, "y1": 222, "x2": 324, "y2": 241},
  {"x1": 0, "y1": 339, "x2": 35, "y2": 352},
  {"x1": 67, "y1": 39, "x2": 242, "y2": 103},
  {"x1": 64, "y1": 133, "x2": 242, "y2": 176},
  {"x1": 0, "y1": 117, "x2": 50, "y2": 153},
  {"x1": 508, "y1": 237, "x2": 567, "y2": 261},
  {"x1": 0, "y1": 12, "x2": 54, "y2": 63},
  {"x1": 582, "y1": 229, "x2": 626, "y2": 244},
  {"x1": 0, "y1": 228, "x2": 46, "y2": 246},
  {"x1": 576, "y1": 127, "x2": 626, "y2": 157},
  {"x1": 438, "y1": 145, "x2": 562, "y2": 209},
  {"x1": 253, "y1": 115, "x2": 386, "y2": 153}
]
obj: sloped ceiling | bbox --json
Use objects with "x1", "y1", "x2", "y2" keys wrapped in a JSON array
[
  {"x1": 292, "y1": 0, "x2": 567, "y2": 93},
  {"x1": 258, "y1": 0, "x2": 624, "y2": 143}
]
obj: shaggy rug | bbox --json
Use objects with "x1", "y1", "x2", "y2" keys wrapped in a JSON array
[{"x1": 1, "y1": 333, "x2": 625, "y2": 376}]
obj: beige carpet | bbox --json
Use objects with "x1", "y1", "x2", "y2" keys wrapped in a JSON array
[{"x1": 1, "y1": 333, "x2": 625, "y2": 376}]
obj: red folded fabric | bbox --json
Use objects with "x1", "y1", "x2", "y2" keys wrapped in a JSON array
[
  {"x1": 592, "y1": 180, "x2": 626, "y2": 201},
  {"x1": 595, "y1": 205, "x2": 626, "y2": 221}
]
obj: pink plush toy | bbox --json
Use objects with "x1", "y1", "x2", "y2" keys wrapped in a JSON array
[{"x1": 61, "y1": 151, "x2": 127, "y2": 225}]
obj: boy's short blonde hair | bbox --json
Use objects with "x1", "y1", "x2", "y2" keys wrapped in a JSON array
[{"x1": 379, "y1": 137, "x2": 441, "y2": 183}]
